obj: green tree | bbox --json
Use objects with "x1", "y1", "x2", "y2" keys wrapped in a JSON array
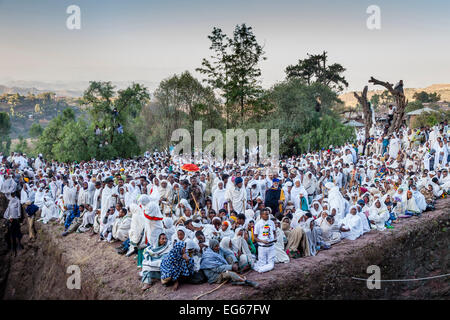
[
  {"x1": 82, "y1": 81, "x2": 150, "y2": 145},
  {"x1": 0, "y1": 112, "x2": 11, "y2": 154},
  {"x1": 36, "y1": 108, "x2": 76, "y2": 160},
  {"x1": 29, "y1": 123, "x2": 44, "y2": 138},
  {"x1": 285, "y1": 51, "x2": 349, "y2": 93},
  {"x1": 258, "y1": 80, "x2": 354, "y2": 155},
  {"x1": 132, "y1": 72, "x2": 223, "y2": 151},
  {"x1": 413, "y1": 91, "x2": 441, "y2": 103},
  {"x1": 14, "y1": 136, "x2": 28, "y2": 154},
  {"x1": 197, "y1": 24, "x2": 266, "y2": 127}
]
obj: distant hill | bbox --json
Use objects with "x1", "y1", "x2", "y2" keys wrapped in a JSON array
[
  {"x1": 340, "y1": 84, "x2": 450, "y2": 107},
  {"x1": 0, "y1": 80, "x2": 158, "y2": 98},
  {"x1": 0, "y1": 84, "x2": 83, "y2": 98}
]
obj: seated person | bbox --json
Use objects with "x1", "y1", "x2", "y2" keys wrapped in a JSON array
[
  {"x1": 368, "y1": 198, "x2": 389, "y2": 231},
  {"x1": 112, "y1": 207, "x2": 131, "y2": 242},
  {"x1": 200, "y1": 239, "x2": 258, "y2": 287},
  {"x1": 339, "y1": 206, "x2": 363, "y2": 240},
  {"x1": 319, "y1": 215, "x2": 341, "y2": 247},
  {"x1": 77, "y1": 204, "x2": 96, "y2": 233},
  {"x1": 141, "y1": 233, "x2": 171, "y2": 291},
  {"x1": 420, "y1": 184, "x2": 436, "y2": 211},
  {"x1": 160, "y1": 241, "x2": 194, "y2": 291},
  {"x1": 185, "y1": 239, "x2": 206, "y2": 284}
]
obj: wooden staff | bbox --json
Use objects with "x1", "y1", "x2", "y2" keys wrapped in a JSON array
[{"x1": 191, "y1": 192, "x2": 200, "y2": 213}]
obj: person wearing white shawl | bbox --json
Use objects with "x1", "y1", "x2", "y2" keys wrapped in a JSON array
[
  {"x1": 100, "y1": 179, "x2": 117, "y2": 225},
  {"x1": 158, "y1": 179, "x2": 172, "y2": 201},
  {"x1": 389, "y1": 134, "x2": 401, "y2": 160},
  {"x1": 141, "y1": 232, "x2": 171, "y2": 291},
  {"x1": 303, "y1": 171, "x2": 318, "y2": 203},
  {"x1": 142, "y1": 199, "x2": 164, "y2": 247},
  {"x1": 291, "y1": 179, "x2": 306, "y2": 211},
  {"x1": 40, "y1": 193, "x2": 59, "y2": 224},
  {"x1": 225, "y1": 177, "x2": 246, "y2": 214},
  {"x1": 368, "y1": 198, "x2": 389, "y2": 231},
  {"x1": 220, "y1": 220, "x2": 235, "y2": 239},
  {"x1": 203, "y1": 217, "x2": 222, "y2": 242},
  {"x1": 0, "y1": 175, "x2": 17, "y2": 194},
  {"x1": 171, "y1": 225, "x2": 188, "y2": 246},
  {"x1": 411, "y1": 185, "x2": 427, "y2": 212},
  {"x1": 325, "y1": 182, "x2": 345, "y2": 221},
  {"x1": 340, "y1": 206, "x2": 363, "y2": 240},
  {"x1": 212, "y1": 181, "x2": 226, "y2": 212},
  {"x1": 434, "y1": 141, "x2": 448, "y2": 170},
  {"x1": 112, "y1": 207, "x2": 132, "y2": 241},
  {"x1": 439, "y1": 169, "x2": 450, "y2": 192},
  {"x1": 231, "y1": 227, "x2": 255, "y2": 270},
  {"x1": 162, "y1": 217, "x2": 176, "y2": 241},
  {"x1": 147, "y1": 181, "x2": 161, "y2": 202},
  {"x1": 77, "y1": 204, "x2": 96, "y2": 232},
  {"x1": 273, "y1": 222, "x2": 290, "y2": 263},
  {"x1": 77, "y1": 181, "x2": 90, "y2": 206},
  {"x1": 319, "y1": 215, "x2": 341, "y2": 247},
  {"x1": 355, "y1": 203, "x2": 371, "y2": 234},
  {"x1": 126, "y1": 199, "x2": 146, "y2": 256},
  {"x1": 34, "y1": 184, "x2": 45, "y2": 209},
  {"x1": 300, "y1": 216, "x2": 321, "y2": 256},
  {"x1": 404, "y1": 190, "x2": 421, "y2": 216},
  {"x1": 310, "y1": 201, "x2": 323, "y2": 218},
  {"x1": 175, "y1": 198, "x2": 192, "y2": 218}
]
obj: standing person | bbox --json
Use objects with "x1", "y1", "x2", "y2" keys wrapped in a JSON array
[
  {"x1": 253, "y1": 208, "x2": 276, "y2": 273},
  {"x1": 225, "y1": 177, "x2": 247, "y2": 214},
  {"x1": 264, "y1": 178, "x2": 285, "y2": 217},
  {"x1": 3, "y1": 192, "x2": 23, "y2": 256}
]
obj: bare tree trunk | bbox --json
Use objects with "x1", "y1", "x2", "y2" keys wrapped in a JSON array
[
  {"x1": 369, "y1": 77, "x2": 408, "y2": 134},
  {"x1": 354, "y1": 86, "x2": 372, "y2": 155}
]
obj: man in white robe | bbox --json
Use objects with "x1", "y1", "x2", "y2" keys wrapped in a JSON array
[{"x1": 340, "y1": 206, "x2": 363, "y2": 240}]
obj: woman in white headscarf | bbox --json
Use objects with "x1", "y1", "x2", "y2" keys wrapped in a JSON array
[
  {"x1": 319, "y1": 215, "x2": 341, "y2": 247},
  {"x1": 290, "y1": 179, "x2": 306, "y2": 211},
  {"x1": 434, "y1": 141, "x2": 448, "y2": 170},
  {"x1": 301, "y1": 216, "x2": 321, "y2": 256},
  {"x1": 158, "y1": 179, "x2": 172, "y2": 201},
  {"x1": 175, "y1": 199, "x2": 192, "y2": 218},
  {"x1": 162, "y1": 217, "x2": 176, "y2": 241},
  {"x1": 309, "y1": 201, "x2": 323, "y2": 218},
  {"x1": 368, "y1": 198, "x2": 389, "y2": 230},
  {"x1": 126, "y1": 200, "x2": 145, "y2": 256},
  {"x1": 171, "y1": 225, "x2": 187, "y2": 246},
  {"x1": 212, "y1": 181, "x2": 226, "y2": 212},
  {"x1": 219, "y1": 236, "x2": 237, "y2": 265},
  {"x1": 326, "y1": 182, "x2": 345, "y2": 221},
  {"x1": 40, "y1": 193, "x2": 59, "y2": 224},
  {"x1": 231, "y1": 227, "x2": 255, "y2": 271},
  {"x1": 220, "y1": 220, "x2": 235, "y2": 239},
  {"x1": 340, "y1": 206, "x2": 363, "y2": 240},
  {"x1": 273, "y1": 221, "x2": 290, "y2": 263}
]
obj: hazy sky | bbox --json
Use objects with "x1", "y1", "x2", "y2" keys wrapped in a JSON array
[{"x1": 0, "y1": 0, "x2": 449, "y2": 91}]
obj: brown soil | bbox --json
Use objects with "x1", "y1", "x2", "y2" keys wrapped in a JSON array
[{"x1": 1, "y1": 198, "x2": 449, "y2": 300}]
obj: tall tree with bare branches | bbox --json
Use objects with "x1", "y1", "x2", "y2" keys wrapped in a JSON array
[
  {"x1": 368, "y1": 77, "x2": 408, "y2": 134},
  {"x1": 353, "y1": 85, "x2": 372, "y2": 154}
]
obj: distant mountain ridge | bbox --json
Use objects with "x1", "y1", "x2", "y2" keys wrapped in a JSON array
[
  {"x1": 0, "y1": 84, "x2": 83, "y2": 98},
  {"x1": 340, "y1": 84, "x2": 450, "y2": 107},
  {"x1": 0, "y1": 80, "x2": 159, "y2": 98}
]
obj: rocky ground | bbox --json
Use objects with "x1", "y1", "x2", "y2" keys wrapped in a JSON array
[{"x1": 1, "y1": 198, "x2": 449, "y2": 300}]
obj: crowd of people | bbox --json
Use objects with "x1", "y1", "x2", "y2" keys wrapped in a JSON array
[{"x1": 1, "y1": 120, "x2": 449, "y2": 292}]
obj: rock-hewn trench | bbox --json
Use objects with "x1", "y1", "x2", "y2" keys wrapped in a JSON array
[{"x1": 1, "y1": 198, "x2": 449, "y2": 300}]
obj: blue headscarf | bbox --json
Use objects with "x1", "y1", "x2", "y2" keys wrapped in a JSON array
[{"x1": 160, "y1": 241, "x2": 194, "y2": 281}]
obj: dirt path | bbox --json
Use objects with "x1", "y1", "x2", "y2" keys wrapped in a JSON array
[{"x1": 2, "y1": 197, "x2": 449, "y2": 300}]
